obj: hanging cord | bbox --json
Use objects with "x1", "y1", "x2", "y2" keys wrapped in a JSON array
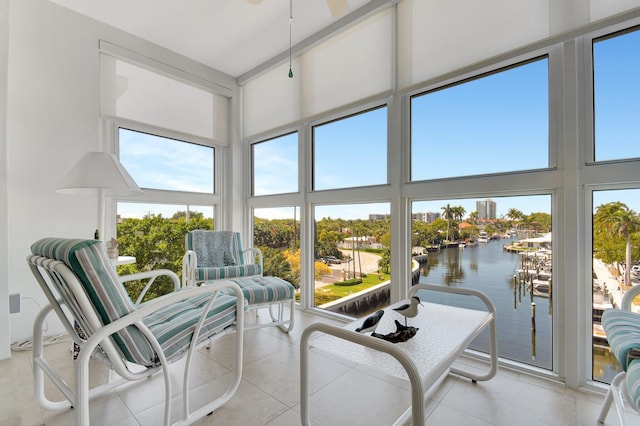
[{"x1": 288, "y1": 0, "x2": 294, "y2": 78}]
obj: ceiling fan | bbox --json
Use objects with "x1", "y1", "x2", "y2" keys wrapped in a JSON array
[{"x1": 246, "y1": 0, "x2": 350, "y2": 18}]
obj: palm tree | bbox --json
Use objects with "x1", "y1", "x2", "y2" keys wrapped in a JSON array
[
  {"x1": 507, "y1": 208, "x2": 524, "y2": 232},
  {"x1": 441, "y1": 204, "x2": 454, "y2": 242},
  {"x1": 452, "y1": 206, "x2": 466, "y2": 222},
  {"x1": 468, "y1": 211, "x2": 479, "y2": 225},
  {"x1": 594, "y1": 202, "x2": 640, "y2": 286}
]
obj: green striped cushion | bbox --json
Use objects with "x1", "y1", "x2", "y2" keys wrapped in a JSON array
[
  {"x1": 216, "y1": 276, "x2": 295, "y2": 304},
  {"x1": 602, "y1": 308, "x2": 640, "y2": 409},
  {"x1": 142, "y1": 291, "x2": 239, "y2": 362},
  {"x1": 627, "y1": 359, "x2": 640, "y2": 410},
  {"x1": 602, "y1": 309, "x2": 640, "y2": 370},
  {"x1": 196, "y1": 264, "x2": 263, "y2": 280},
  {"x1": 31, "y1": 238, "x2": 240, "y2": 367},
  {"x1": 30, "y1": 238, "x2": 148, "y2": 362}
]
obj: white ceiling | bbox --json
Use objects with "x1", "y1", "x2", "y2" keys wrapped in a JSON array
[{"x1": 49, "y1": 0, "x2": 372, "y2": 78}]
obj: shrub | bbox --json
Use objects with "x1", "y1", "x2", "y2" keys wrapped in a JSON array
[{"x1": 334, "y1": 278, "x2": 363, "y2": 286}]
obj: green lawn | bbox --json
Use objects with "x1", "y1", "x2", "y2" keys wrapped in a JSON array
[{"x1": 314, "y1": 271, "x2": 390, "y2": 305}]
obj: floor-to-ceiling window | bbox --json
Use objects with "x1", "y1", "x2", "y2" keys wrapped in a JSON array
[
  {"x1": 99, "y1": 50, "x2": 227, "y2": 298},
  {"x1": 409, "y1": 57, "x2": 553, "y2": 369},
  {"x1": 590, "y1": 25, "x2": 640, "y2": 383},
  {"x1": 310, "y1": 107, "x2": 390, "y2": 314},
  {"x1": 243, "y1": 4, "x2": 640, "y2": 388},
  {"x1": 412, "y1": 195, "x2": 553, "y2": 369}
]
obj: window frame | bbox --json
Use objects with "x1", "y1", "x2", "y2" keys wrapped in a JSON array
[
  {"x1": 408, "y1": 54, "x2": 555, "y2": 183},
  {"x1": 103, "y1": 118, "x2": 224, "y2": 238}
]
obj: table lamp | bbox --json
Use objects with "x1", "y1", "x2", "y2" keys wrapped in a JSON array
[{"x1": 56, "y1": 152, "x2": 143, "y2": 239}]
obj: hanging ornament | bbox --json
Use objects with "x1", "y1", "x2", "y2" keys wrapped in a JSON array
[{"x1": 288, "y1": 0, "x2": 294, "y2": 78}]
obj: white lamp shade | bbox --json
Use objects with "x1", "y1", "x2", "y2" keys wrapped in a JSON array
[{"x1": 56, "y1": 152, "x2": 143, "y2": 196}]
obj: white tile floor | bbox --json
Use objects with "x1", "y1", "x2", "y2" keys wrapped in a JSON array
[{"x1": 1, "y1": 308, "x2": 640, "y2": 426}]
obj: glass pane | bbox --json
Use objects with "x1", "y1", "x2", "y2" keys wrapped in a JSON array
[
  {"x1": 411, "y1": 195, "x2": 552, "y2": 369},
  {"x1": 253, "y1": 207, "x2": 301, "y2": 299},
  {"x1": 252, "y1": 133, "x2": 298, "y2": 196},
  {"x1": 593, "y1": 27, "x2": 640, "y2": 162},
  {"x1": 313, "y1": 107, "x2": 387, "y2": 190},
  {"x1": 116, "y1": 202, "x2": 214, "y2": 301},
  {"x1": 592, "y1": 189, "x2": 640, "y2": 383},
  {"x1": 119, "y1": 128, "x2": 214, "y2": 193},
  {"x1": 313, "y1": 203, "x2": 391, "y2": 315},
  {"x1": 411, "y1": 58, "x2": 549, "y2": 181}
]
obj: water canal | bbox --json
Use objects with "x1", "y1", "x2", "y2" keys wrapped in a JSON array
[{"x1": 415, "y1": 239, "x2": 553, "y2": 369}]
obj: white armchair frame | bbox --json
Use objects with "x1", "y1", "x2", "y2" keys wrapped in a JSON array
[{"x1": 29, "y1": 247, "x2": 245, "y2": 426}]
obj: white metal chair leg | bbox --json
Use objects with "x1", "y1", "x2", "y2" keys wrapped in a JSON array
[{"x1": 599, "y1": 371, "x2": 630, "y2": 426}]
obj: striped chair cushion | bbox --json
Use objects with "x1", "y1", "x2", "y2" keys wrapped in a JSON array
[
  {"x1": 216, "y1": 276, "x2": 295, "y2": 305},
  {"x1": 627, "y1": 359, "x2": 640, "y2": 410},
  {"x1": 602, "y1": 309, "x2": 640, "y2": 370},
  {"x1": 142, "y1": 291, "x2": 238, "y2": 363},
  {"x1": 602, "y1": 308, "x2": 640, "y2": 410},
  {"x1": 31, "y1": 238, "x2": 240, "y2": 367},
  {"x1": 196, "y1": 264, "x2": 263, "y2": 280}
]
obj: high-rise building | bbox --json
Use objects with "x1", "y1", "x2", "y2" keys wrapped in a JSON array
[
  {"x1": 476, "y1": 199, "x2": 497, "y2": 220},
  {"x1": 425, "y1": 211, "x2": 441, "y2": 223},
  {"x1": 412, "y1": 211, "x2": 440, "y2": 223}
]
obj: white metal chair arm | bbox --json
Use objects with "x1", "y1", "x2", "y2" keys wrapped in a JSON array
[
  {"x1": 118, "y1": 269, "x2": 181, "y2": 305},
  {"x1": 621, "y1": 285, "x2": 640, "y2": 311},
  {"x1": 74, "y1": 281, "x2": 245, "y2": 426},
  {"x1": 243, "y1": 247, "x2": 263, "y2": 271}
]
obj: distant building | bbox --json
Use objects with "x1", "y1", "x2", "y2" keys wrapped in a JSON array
[
  {"x1": 339, "y1": 236, "x2": 382, "y2": 250},
  {"x1": 476, "y1": 199, "x2": 497, "y2": 220},
  {"x1": 425, "y1": 211, "x2": 440, "y2": 223},
  {"x1": 412, "y1": 211, "x2": 440, "y2": 223},
  {"x1": 369, "y1": 213, "x2": 388, "y2": 221}
]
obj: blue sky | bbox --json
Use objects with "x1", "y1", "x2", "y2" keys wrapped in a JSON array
[{"x1": 119, "y1": 28, "x2": 639, "y2": 221}]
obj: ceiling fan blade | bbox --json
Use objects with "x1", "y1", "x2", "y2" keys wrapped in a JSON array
[{"x1": 326, "y1": 0, "x2": 349, "y2": 18}]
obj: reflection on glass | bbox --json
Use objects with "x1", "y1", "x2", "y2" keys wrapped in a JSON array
[
  {"x1": 411, "y1": 195, "x2": 552, "y2": 369},
  {"x1": 411, "y1": 58, "x2": 549, "y2": 181},
  {"x1": 252, "y1": 133, "x2": 298, "y2": 196},
  {"x1": 592, "y1": 189, "x2": 640, "y2": 383},
  {"x1": 313, "y1": 203, "x2": 391, "y2": 316}
]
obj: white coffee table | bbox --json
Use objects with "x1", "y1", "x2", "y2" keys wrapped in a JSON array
[{"x1": 300, "y1": 283, "x2": 498, "y2": 426}]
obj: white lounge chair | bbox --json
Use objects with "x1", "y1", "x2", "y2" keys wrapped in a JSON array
[{"x1": 27, "y1": 237, "x2": 245, "y2": 426}]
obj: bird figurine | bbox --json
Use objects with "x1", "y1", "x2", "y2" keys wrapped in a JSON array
[
  {"x1": 355, "y1": 310, "x2": 385, "y2": 333},
  {"x1": 392, "y1": 296, "x2": 423, "y2": 326}
]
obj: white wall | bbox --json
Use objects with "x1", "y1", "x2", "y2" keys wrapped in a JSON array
[
  {"x1": 0, "y1": 0, "x2": 10, "y2": 360},
  {"x1": 2, "y1": 0, "x2": 237, "y2": 357}
]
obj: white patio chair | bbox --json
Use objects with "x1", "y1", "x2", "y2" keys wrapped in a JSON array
[
  {"x1": 27, "y1": 237, "x2": 245, "y2": 426},
  {"x1": 598, "y1": 284, "x2": 640, "y2": 425}
]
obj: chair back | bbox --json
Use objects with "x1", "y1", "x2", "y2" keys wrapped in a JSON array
[
  {"x1": 27, "y1": 238, "x2": 159, "y2": 366},
  {"x1": 186, "y1": 230, "x2": 245, "y2": 267}
]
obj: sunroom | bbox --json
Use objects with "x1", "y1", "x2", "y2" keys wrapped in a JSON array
[{"x1": 2, "y1": 0, "x2": 640, "y2": 424}]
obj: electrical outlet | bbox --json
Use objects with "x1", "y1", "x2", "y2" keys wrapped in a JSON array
[{"x1": 9, "y1": 293, "x2": 20, "y2": 314}]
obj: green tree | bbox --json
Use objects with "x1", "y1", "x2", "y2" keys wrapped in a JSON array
[
  {"x1": 507, "y1": 208, "x2": 524, "y2": 232},
  {"x1": 116, "y1": 213, "x2": 212, "y2": 301},
  {"x1": 441, "y1": 204, "x2": 454, "y2": 242},
  {"x1": 594, "y1": 202, "x2": 640, "y2": 286}
]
